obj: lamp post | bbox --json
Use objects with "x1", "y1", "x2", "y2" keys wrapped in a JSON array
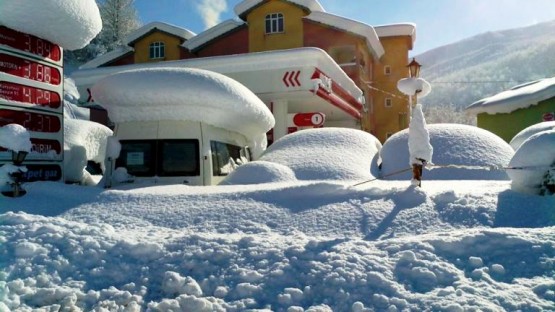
[
  {"x1": 406, "y1": 58, "x2": 422, "y2": 111},
  {"x1": 3, "y1": 150, "x2": 29, "y2": 197},
  {"x1": 397, "y1": 58, "x2": 433, "y2": 187}
]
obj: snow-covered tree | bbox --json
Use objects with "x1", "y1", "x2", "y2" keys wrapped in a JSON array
[
  {"x1": 64, "y1": 0, "x2": 140, "y2": 69},
  {"x1": 98, "y1": 0, "x2": 141, "y2": 51}
]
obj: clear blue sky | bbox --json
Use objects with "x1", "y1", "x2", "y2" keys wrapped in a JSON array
[{"x1": 135, "y1": 0, "x2": 555, "y2": 55}]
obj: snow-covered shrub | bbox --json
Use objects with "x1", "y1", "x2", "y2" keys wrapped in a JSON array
[
  {"x1": 510, "y1": 121, "x2": 555, "y2": 151},
  {"x1": 220, "y1": 160, "x2": 297, "y2": 185},
  {"x1": 381, "y1": 124, "x2": 514, "y2": 180},
  {"x1": 508, "y1": 129, "x2": 555, "y2": 195},
  {"x1": 259, "y1": 128, "x2": 382, "y2": 181}
]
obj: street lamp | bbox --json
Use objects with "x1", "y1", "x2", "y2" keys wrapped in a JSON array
[
  {"x1": 397, "y1": 58, "x2": 433, "y2": 187},
  {"x1": 12, "y1": 150, "x2": 28, "y2": 166},
  {"x1": 1, "y1": 150, "x2": 29, "y2": 197},
  {"x1": 407, "y1": 57, "x2": 422, "y2": 78}
]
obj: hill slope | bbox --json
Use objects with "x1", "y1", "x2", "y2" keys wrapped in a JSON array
[{"x1": 417, "y1": 20, "x2": 555, "y2": 110}]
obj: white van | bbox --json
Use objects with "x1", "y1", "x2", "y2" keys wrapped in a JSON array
[{"x1": 108, "y1": 120, "x2": 252, "y2": 186}]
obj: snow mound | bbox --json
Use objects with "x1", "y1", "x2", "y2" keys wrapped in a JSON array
[
  {"x1": 0, "y1": 124, "x2": 32, "y2": 152},
  {"x1": 220, "y1": 161, "x2": 297, "y2": 185},
  {"x1": 508, "y1": 129, "x2": 555, "y2": 195},
  {"x1": 64, "y1": 119, "x2": 113, "y2": 183},
  {"x1": 260, "y1": 128, "x2": 381, "y2": 181},
  {"x1": 0, "y1": 0, "x2": 102, "y2": 50},
  {"x1": 510, "y1": 121, "x2": 555, "y2": 151},
  {"x1": 381, "y1": 124, "x2": 514, "y2": 180},
  {"x1": 91, "y1": 68, "x2": 275, "y2": 142}
]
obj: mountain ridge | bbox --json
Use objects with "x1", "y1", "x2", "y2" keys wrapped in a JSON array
[{"x1": 416, "y1": 19, "x2": 555, "y2": 110}]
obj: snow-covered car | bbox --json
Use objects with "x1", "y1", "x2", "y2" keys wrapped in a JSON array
[{"x1": 222, "y1": 128, "x2": 382, "y2": 184}]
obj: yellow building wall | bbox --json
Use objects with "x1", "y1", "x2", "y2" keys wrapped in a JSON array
[
  {"x1": 247, "y1": 0, "x2": 306, "y2": 52},
  {"x1": 133, "y1": 32, "x2": 183, "y2": 64},
  {"x1": 372, "y1": 36, "x2": 411, "y2": 142}
]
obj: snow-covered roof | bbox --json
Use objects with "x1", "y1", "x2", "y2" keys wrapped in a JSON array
[
  {"x1": 182, "y1": 19, "x2": 246, "y2": 52},
  {"x1": 125, "y1": 21, "x2": 196, "y2": 45},
  {"x1": 465, "y1": 77, "x2": 555, "y2": 115},
  {"x1": 374, "y1": 23, "x2": 416, "y2": 47},
  {"x1": 91, "y1": 67, "x2": 275, "y2": 141},
  {"x1": 79, "y1": 45, "x2": 134, "y2": 70},
  {"x1": 304, "y1": 11, "x2": 385, "y2": 59},
  {"x1": 234, "y1": 0, "x2": 325, "y2": 18},
  {"x1": 380, "y1": 124, "x2": 514, "y2": 180},
  {"x1": 0, "y1": 0, "x2": 102, "y2": 50}
]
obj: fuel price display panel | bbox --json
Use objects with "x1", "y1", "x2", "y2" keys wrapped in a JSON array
[{"x1": 0, "y1": 25, "x2": 64, "y2": 176}]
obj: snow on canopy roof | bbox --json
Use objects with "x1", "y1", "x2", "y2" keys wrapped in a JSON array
[
  {"x1": 125, "y1": 22, "x2": 196, "y2": 45},
  {"x1": 380, "y1": 124, "x2": 514, "y2": 180},
  {"x1": 91, "y1": 67, "x2": 275, "y2": 139},
  {"x1": 0, "y1": 0, "x2": 101, "y2": 50},
  {"x1": 259, "y1": 128, "x2": 382, "y2": 181},
  {"x1": 79, "y1": 46, "x2": 134, "y2": 70},
  {"x1": 465, "y1": 77, "x2": 555, "y2": 115},
  {"x1": 234, "y1": 0, "x2": 325, "y2": 18},
  {"x1": 73, "y1": 47, "x2": 363, "y2": 102},
  {"x1": 182, "y1": 19, "x2": 246, "y2": 52},
  {"x1": 374, "y1": 23, "x2": 416, "y2": 48},
  {"x1": 304, "y1": 11, "x2": 385, "y2": 59}
]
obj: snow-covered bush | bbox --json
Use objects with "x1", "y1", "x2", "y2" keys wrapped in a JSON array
[
  {"x1": 220, "y1": 160, "x2": 297, "y2": 185},
  {"x1": 0, "y1": 124, "x2": 33, "y2": 192},
  {"x1": 509, "y1": 121, "x2": 555, "y2": 151},
  {"x1": 259, "y1": 128, "x2": 382, "y2": 181},
  {"x1": 508, "y1": 129, "x2": 555, "y2": 195},
  {"x1": 381, "y1": 124, "x2": 514, "y2": 180}
]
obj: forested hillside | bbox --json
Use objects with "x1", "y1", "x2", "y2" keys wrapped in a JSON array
[{"x1": 418, "y1": 20, "x2": 555, "y2": 111}]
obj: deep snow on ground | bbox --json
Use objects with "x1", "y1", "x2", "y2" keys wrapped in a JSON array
[{"x1": 1, "y1": 179, "x2": 554, "y2": 311}]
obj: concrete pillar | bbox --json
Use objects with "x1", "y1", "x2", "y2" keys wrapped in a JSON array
[{"x1": 272, "y1": 99, "x2": 288, "y2": 141}]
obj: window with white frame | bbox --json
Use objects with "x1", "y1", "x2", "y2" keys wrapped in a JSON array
[
  {"x1": 149, "y1": 42, "x2": 165, "y2": 59},
  {"x1": 265, "y1": 13, "x2": 284, "y2": 34},
  {"x1": 385, "y1": 98, "x2": 393, "y2": 108}
]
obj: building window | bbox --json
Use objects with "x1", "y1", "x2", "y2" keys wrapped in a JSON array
[
  {"x1": 384, "y1": 65, "x2": 392, "y2": 75},
  {"x1": 385, "y1": 98, "x2": 393, "y2": 108},
  {"x1": 149, "y1": 42, "x2": 165, "y2": 59},
  {"x1": 265, "y1": 13, "x2": 284, "y2": 34}
]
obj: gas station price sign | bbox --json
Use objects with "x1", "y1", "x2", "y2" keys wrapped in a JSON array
[
  {"x1": 0, "y1": 51, "x2": 61, "y2": 85},
  {"x1": 0, "y1": 26, "x2": 62, "y2": 64}
]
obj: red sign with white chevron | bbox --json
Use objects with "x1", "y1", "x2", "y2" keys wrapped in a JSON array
[{"x1": 282, "y1": 70, "x2": 301, "y2": 87}]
